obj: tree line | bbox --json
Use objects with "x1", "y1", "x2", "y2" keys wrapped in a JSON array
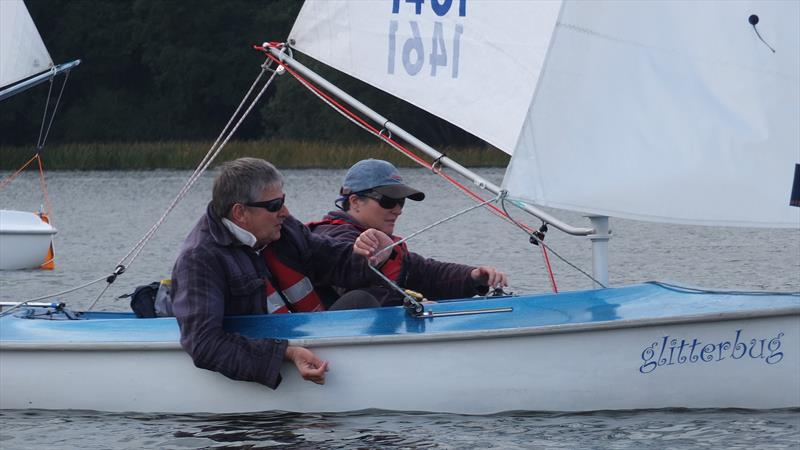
[{"x1": 1, "y1": 0, "x2": 482, "y2": 150}]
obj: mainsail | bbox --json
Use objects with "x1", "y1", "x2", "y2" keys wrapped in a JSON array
[{"x1": 289, "y1": 0, "x2": 799, "y2": 228}]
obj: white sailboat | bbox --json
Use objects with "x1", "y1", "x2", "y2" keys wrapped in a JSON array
[
  {"x1": 0, "y1": 0, "x2": 80, "y2": 270},
  {"x1": 1, "y1": 0, "x2": 798, "y2": 414}
]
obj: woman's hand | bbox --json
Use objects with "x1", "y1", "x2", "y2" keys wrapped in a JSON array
[
  {"x1": 353, "y1": 228, "x2": 394, "y2": 266},
  {"x1": 470, "y1": 266, "x2": 508, "y2": 289}
]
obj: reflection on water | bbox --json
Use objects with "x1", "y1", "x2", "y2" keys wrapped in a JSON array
[{"x1": 1, "y1": 408, "x2": 798, "y2": 449}]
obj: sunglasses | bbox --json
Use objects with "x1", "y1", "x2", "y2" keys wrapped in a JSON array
[
  {"x1": 359, "y1": 191, "x2": 405, "y2": 209},
  {"x1": 244, "y1": 194, "x2": 286, "y2": 212}
]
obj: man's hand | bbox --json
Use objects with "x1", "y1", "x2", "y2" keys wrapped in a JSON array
[
  {"x1": 470, "y1": 266, "x2": 508, "y2": 289},
  {"x1": 353, "y1": 228, "x2": 394, "y2": 266},
  {"x1": 285, "y1": 346, "x2": 328, "y2": 385}
]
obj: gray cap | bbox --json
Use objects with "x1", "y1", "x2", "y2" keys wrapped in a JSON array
[{"x1": 341, "y1": 159, "x2": 425, "y2": 201}]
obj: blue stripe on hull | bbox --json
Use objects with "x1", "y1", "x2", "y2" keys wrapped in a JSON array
[{"x1": 1, "y1": 283, "x2": 798, "y2": 344}]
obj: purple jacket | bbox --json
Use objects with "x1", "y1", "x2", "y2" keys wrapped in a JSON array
[
  {"x1": 171, "y1": 204, "x2": 380, "y2": 389},
  {"x1": 310, "y1": 211, "x2": 488, "y2": 306}
]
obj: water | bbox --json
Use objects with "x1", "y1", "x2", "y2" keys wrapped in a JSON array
[
  {"x1": 1, "y1": 408, "x2": 798, "y2": 449},
  {"x1": 1, "y1": 169, "x2": 799, "y2": 448}
]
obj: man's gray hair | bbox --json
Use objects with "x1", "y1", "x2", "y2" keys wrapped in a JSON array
[{"x1": 212, "y1": 158, "x2": 283, "y2": 218}]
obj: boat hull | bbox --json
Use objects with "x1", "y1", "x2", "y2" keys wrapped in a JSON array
[
  {"x1": 0, "y1": 209, "x2": 56, "y2": 270},
  {"x1": 1, "y1": 301, "x2": 797, "y2": 413}
]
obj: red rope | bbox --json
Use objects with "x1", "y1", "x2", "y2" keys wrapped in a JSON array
[
  {"x1": 36, "y1": 154, "x2": 54, "y2": 224},
  {"x1": 0, "y1": 154, "x2": 39, "y2": 190},
  {"x1": 257, "y1": 44, "x2": 558, "y2": 293},
  {"x1": 540, "y1": 243, "x2": 557, "y2": 293},
  {"x1": 0, "y1": 153, "x2": 54, "y2": 223}
]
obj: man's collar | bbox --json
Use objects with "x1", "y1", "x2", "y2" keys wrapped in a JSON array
[{"x1": 221, "y1": 217, "x2": 258, "y2": 248}]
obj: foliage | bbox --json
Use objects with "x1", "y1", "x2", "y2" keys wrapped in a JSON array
[
  {"x1": 0, "y1": 0, "x2": 485, "y2": 153},
  {"x1": 0, "y1": 140, "x2": 508, "y2": 170}
]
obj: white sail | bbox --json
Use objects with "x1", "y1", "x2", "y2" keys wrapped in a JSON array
[
  {"x1": 503, "y1": 1, "x2": 800, "y2": 228},
  {"x1": 289, "y1": 0, "x2": 562, "y2": 156},
  {"x1": 0, "y1": 0, "x2": 53, "y2": 89}
]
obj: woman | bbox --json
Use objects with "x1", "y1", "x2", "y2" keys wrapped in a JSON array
[{"x1": 309, "y1": 159, "x2": 508, "y2": 307}]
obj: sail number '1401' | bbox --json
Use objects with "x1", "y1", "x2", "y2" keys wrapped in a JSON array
[{"x1": 388, "y1": 0, "x2": 466, "y2": 78}]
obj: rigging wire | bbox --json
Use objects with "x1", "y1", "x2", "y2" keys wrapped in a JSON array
[
  {"x1": 499, "y1": 194, "x2": 607, "y2": 289},
  {"x1": 7, "y1": 60, "x2": 281, "y2": 311},
  {"x1": 0, "y1": 275, "x2": 109, "y2": 318},
  {"x1": 85, "y1": 63, "x2": 280, "y2": 311},
  {"x1": 112, "y1": 65, "x2": 275, "y2": 272},
  {"x1": 37, "y1": 68, "x2": 71, "y2": 150},
  {"x1": 375, "y1": 195, "x2": 499, "y2": 260},
  {"x1": 368, "y1": 195, "x2": 501, "y2": 312},
  {"x1": 1, "y1": 69, "x2": 71, "y2": 223}
]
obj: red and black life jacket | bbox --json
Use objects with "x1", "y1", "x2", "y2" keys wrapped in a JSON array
[
  {"x1": 307, "y1": 218, "x2": 408, "y2": 282},
  {"x1": 262, "y1": 248, "x2": 325, "y2": 314}
]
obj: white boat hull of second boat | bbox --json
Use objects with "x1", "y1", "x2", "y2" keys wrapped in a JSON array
[{"x1": 0, "y1": 209, "x2": 56, "y2": 270}]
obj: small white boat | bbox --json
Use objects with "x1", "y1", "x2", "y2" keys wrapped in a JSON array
[
  {"x1": 0, "y1": 210, "x2": 56, "y2": 270},
  {"x1": 1, "y1": 0, "x2": 798, "y2": 414},
  {"x1": 1, "y1": 283, "x2": 798, "y2": 413}
]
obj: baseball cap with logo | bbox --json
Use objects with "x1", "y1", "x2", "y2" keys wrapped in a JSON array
[{"x1": 340, "y1": 159, "x2": 425, "y2": 201}]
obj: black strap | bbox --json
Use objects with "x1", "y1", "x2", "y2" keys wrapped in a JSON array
[{"x1": 251, "y1": 248, "x2": 296, "y2": 313}]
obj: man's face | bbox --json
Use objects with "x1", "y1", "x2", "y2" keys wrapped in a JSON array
[{"x1": 238, "y1": 184, "x2": 289, "y2": 246}]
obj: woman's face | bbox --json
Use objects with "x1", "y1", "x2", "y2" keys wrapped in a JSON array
[{"x1": 348, "y1": 193, "x2": 404, "y2": 235}]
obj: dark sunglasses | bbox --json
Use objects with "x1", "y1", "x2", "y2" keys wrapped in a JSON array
[
  {"x1": 244, "y1": 194, "x2": 286, "y2": 212},
  {"x1": 359, "y1": 191, "x2": 405, "y2": 209}
]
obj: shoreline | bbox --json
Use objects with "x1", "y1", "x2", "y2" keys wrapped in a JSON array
[{"x1": 0, "y1": 140, "x2": 509, "y2": 171}]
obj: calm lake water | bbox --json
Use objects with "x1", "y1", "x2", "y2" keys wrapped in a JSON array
[{"x1": 1, "y1": 168, "x2": 799, "y2": 449}]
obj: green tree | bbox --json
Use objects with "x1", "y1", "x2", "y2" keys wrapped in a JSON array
[{"x1": 0, "y1": 0, "x2": 481, "y2": 150}]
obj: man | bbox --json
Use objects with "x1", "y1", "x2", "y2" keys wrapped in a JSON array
[
  {"x1": 309, "y1": 159, "x2": 508, "y2": 307},
  {"x1": 171, "y1": 157, "x2": 392, "y2": 389}
]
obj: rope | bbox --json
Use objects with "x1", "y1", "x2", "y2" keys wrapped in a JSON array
[
  {"x1": 0, "y1": 275, "x2": 109, "y2": 318},
  {"x1": 0, "y1": 152, "x2": 54, "y2": 224},
  {"x1": 6, "y1": 62, "x2": 280, "y2": 311},
  {"x1": 36, "y1": 154, "x2": 54, "y2": 223},
  {"x1": 85, "y1": 64, "x2": 279, "y2": 310},
  {"x1": 112, "y1": 65, "x2": 275, "y2": 273},
  {"x1": 259, "y1": 44, "x2": 560, "y2": 292},
  {"x1": 0, "y1": 154, "x2": 39, "y2": 190},
  {"x1": 261, "y1": 50, "x2": 506, "y2": 219},
  {"x1": 538, "y1": 237, "x2": 557, "y2": 293}
]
